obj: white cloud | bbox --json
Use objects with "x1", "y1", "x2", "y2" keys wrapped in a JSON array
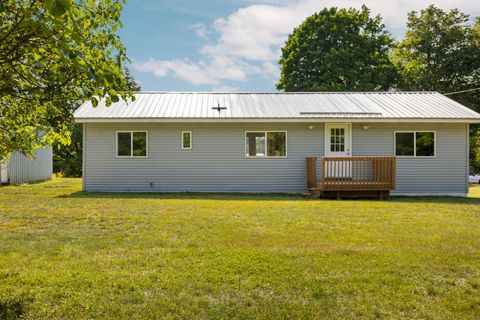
[
  {"x1": 133, "y1": 55, "x2": 276, "y2": 87},
  {"x1": 321, "y1": 0, "x2": 480, "y2": 37},
  {"x1": 191, "y1": 23, "x2": 210, "y2": 38},
  {"x1": 134, "y1": 0, "x2": 480, "y2": 90},
  {"x1": 133, "y1": 58, "x2": 217, "y2": 85},
  {"x1": 212, "y1": 84, "x2": 240, "y2": 92},
  {"x1": 201, "y1": 1, "x2": 319, "y2": 62},
  {"x1": 132, "y1": 56, "x2": 273, "y2": 86}
]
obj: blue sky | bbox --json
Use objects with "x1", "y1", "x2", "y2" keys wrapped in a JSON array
[{"x1": 120, "y1": 0, "x2": 480, "y2": 92}]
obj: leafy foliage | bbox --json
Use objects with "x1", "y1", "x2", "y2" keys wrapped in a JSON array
[
  {"x1": 52, "y1": 67, "x2": 141, "y2": 177},
  {"x1": 471, "y1": 127, "x2": 480, "y2": 174},
  {"x1": 0, "y1": 0, "x2": 133, "y2": 160},
  {"x1": 52, "y1": 123, "x2": 82, "y2": 177},
  {"x1": 391, "y1": 5, "x2": 480, "y2": 111},
  {"x1": 277, "y1": 6, "x2": 397, "y2": 92},
  {"x1": 124, "y1": 67, "x2": 141, "y2": 91},
  {"x1": 392, "y1": 6, "x2": 480, "y2": 170}
]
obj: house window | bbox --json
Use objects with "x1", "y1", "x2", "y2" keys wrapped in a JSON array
[
  {"x1": 330, "y1": 128, "x2": 345, "y2": 152},
  {"x1": 245, "y1": 131, "x2": 286, "y2": 157},
  {"x1": 182, "y1": 131, "x2": 192, "y2": 149},
  {"x1": 117, "y1": 131, "x2": 147, "y2": 157},
  {"x1": 395, "y1": 131, "x2": 435, "y2": 157}
]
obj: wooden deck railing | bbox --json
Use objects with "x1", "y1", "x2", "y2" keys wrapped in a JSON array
[{"x1": 306, "y1": 156, "x2": 396, "y2": 192}]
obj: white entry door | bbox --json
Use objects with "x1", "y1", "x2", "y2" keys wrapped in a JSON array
[
  {"x1": 324, "y1": 123, "x2": 352, "y2": 178},
  {"x1": 325, "y1": 123, "x2": 351, "y2": 156}
]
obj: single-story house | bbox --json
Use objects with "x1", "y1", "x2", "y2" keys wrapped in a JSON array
[
  {"x1": 1, "y1": 147, "x2": 53, "y2": 185},
  {"x1": 74, "y1": 92, "x2": 480, "y2": 196}
]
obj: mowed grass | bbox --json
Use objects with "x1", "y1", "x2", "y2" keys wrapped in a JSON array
[{"x1": 0, "y1": 179, "x2": 480, "y2": 319}]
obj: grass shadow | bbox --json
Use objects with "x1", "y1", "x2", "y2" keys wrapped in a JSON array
[
  {"x1": 389, "y1": 195, "x2": 480, "y2": 205},
  {"x1": 57, "y1": 191, "x2": 305, "y2": 201},
  {"x1": 0, "y1": 297, "x2": 30, "y2": 320},
  {"x1": 57, "y1": 190, "x2": 480, "y2": 205}
]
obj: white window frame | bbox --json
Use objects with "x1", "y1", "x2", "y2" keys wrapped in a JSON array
[
  {"x1": 181, "y1": 131, "x2": 192, "y2": 150},
  {"x1": 116, "y1": 131, "x2": 148, "y2": 158},
  {"x1": 245, "y1": 131, "x2": 288, "y2": 158},
  {"x1": 394, "y1": 131, "x2": 436, "y2": 158}
]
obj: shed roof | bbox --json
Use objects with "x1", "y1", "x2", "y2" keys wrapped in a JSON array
[{"x1": 74, "y1": 92, "x2": 480, "y2": 123}]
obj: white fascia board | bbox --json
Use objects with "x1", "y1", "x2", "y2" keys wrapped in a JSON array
[{"x1": 75, "y1": 118, "x2": 480, "y2": 124}]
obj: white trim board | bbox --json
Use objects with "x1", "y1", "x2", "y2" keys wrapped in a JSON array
[
  {"x1": 466, "y1": 123, "x2": 470, "y2": 195},
  {"x1": 76, "y1": 118, "x2": 480, "y2": 124},
  {"x1": 82, "y1": 123, "x2": 86, "y2": 191}
]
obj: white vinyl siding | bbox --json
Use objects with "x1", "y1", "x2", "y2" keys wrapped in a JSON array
[
  {"x1": 85, "y1": 124, "x2": 315, "y2": 193},
  {"x1": 352, "y1": 123, "x2": 467, "y2": 196},
  {"x1": 83, "y1": 122, "x2": 468, "y2": 195}
]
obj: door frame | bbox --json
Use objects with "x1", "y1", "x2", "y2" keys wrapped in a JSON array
[{"x1": 324, "y1": 123, "x2": 352, "y2": 157}]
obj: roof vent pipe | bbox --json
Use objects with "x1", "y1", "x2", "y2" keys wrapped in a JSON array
[{"x1": 212, "y1": 103, "x2": 227, "y2": 112}]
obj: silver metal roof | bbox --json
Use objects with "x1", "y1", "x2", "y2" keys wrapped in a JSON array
[{"x1": 74, "y1": 92, "x2": 480, "y2": 122}]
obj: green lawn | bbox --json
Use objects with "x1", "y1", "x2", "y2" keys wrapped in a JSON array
[{"x1": 1, "y1": 178, "x2": 480, "y2": 319}]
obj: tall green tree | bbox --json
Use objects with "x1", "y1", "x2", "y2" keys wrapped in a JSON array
[
  {"x1": 53, "y1": 123, "x2": 83, "y2": 177},
  {"x1": 0, "y1": 0, "x2": 133, "y2": 159},
  {"x1": 53, "y1": 67, "x2": 141, "y2": 177},
  {"x1": 392, "y1": 6, "x2": 480, "y2": 172},
  {"x1": 124, "y1": 67, "x2": 142, "y2": 91},
  {"x1": 277, "y1": 6, "x2": 397, "y2": 92},
  {"x1": 391, "y1": 5, "x2": 480, "y2": 110},
  {"x1": 472, "y1": 18, "x2": 480, "y2": 173},
  {"x1": 471, "y1": 129, "x2": 480, "y2": 173}
]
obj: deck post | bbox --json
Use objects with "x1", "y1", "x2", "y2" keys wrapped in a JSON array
[{"x1": 306, "y1": 157, "x2": 317, "y2": 189}]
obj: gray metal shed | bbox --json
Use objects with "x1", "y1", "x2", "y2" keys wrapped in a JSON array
[{"x1": 1, "y1": 146, "x2": 53, "y2": 185}]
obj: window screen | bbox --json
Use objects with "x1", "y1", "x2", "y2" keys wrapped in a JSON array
[
  {"x1": 416, "y1": 132, "x2": 434, "y2": 157},
  {"x1": 182, "y1": 132, "x2": 192, "y2": 149},
  {"x1": 117, "y1": 132, "x2": 132, "y2": 156},
  {"x1": 395, "y1": 132, "x2": 414, "y2": 156},
  {"x1": 267, "y1": 132, "x2": 286, "y2": 156},
  {"x1": 395, "y1": 132, "x2": 434, "y2": 157},
  {"x1": 246, "y1": 132, "x2": 286, "y2": 157},
  {"x1": 117, "y1": 131, "x2": 147, "y2": 157},
  {"x1": 132, "y1": 132, "x2": 147, "y2": 156},
  {"x1": 246, "y1": 132, "x2": 265, "y2": 156}
]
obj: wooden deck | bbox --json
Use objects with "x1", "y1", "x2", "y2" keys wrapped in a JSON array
[{"x1": 306, "y1": 156, "x2": 396, "y2": 199}]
